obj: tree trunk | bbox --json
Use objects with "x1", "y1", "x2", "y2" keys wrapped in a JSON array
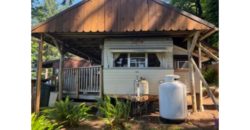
[{"x1": 195, "y1": 0, "x2": 203, "y2": 17}]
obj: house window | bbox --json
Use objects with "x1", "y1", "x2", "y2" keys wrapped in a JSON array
[
  {"x1": 113, "y1": 53, "x2": 128, "y2": 67},
  {"x1": 113, "y1": 52, "x2": 162, "y2": 68},
  {"x1": 174, "y1": 55, "x2": 188, "y2": 69},
  {"x1": 148, "y1": 53, "x2": 161, "y2": 67},
  {"x1": 175, "y1": 60, "x2": 188, "y2": 69},
  {"x1": 130, "y1": 53, "x2": 146, "y2": 68}
]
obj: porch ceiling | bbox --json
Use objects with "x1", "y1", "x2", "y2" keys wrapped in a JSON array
[{"x1": 33, "y1": 31, "x2": 199, "y2": 64}]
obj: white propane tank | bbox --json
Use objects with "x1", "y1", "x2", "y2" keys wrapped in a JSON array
[{"x1": 159, "y1": 75, "x2": 187, "y2": 121}]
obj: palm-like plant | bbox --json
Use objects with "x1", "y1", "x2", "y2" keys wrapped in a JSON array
[
  {"x1": 42, "y1": 96, "x2": 91, "y2": 126},
  {"x1": 31, "y1": 113, "x2": 62, "y2": 130},
  {"x1": 97, "y1": 96, "x2": 131, "y2": 128}
]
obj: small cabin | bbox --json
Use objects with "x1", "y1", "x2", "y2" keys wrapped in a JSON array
[{"x1": 32, "y1": 0, "x2": 218, "y2": 110}]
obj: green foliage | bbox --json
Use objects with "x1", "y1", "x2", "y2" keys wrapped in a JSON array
[
  {"x1": 170, "y1": 0, "x2": 219, "y2": 48},
  {"x1": 32, "y1": 0, "x2": 76, "y2": 79},
  {"x1": 31, "y1": 113, "x2": 62, "y2": 130},
  {"x1": 203, "y1": 67, "x2": 218, "y2": 86},
  {"x1": 204, "y1": 0, "x2": 219, "y2": 48},
  {"x1": 42, "y1": 96, "x2": 91, "y2": 127},
  {"x1": 204, "y1": 0, "x2": 218, "y2": 26},
  {"x1": 171, "y1": 0, "x2": 206, "y2": 17},
  {"x1": 168, "y1": 125, "x2": 183, "y2": 130},
  {"x1": 97, "y1": 96, "x2": 131, "y2": 128}
]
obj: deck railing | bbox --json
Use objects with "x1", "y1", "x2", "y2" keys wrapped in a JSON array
[{"x1": 63, "y1": 66, "x2": 102, "y2": 98}]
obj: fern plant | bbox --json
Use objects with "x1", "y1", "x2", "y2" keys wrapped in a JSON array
[
  {"x1": 42, "y1": 96, "x2": 91, "y2": 127},
  {"x1": 97, "y1": 96, "x2": 131, "y2": 128},
  {"x1": 31, "y1": 113, "x2": 62, "y2": 130}
]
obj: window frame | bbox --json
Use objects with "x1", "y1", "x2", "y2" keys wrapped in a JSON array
[
  {"x1": 113, "y1": 52, "x2": 163, "y2": 68},
  {"x1": 128, "y1": 53, "x2": 148, "y2": 68},
  {"x1": 175, "y1": 60, "x2": 188, "y2": 69}
]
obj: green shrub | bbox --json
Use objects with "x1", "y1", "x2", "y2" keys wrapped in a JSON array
[
  {"x1": 203, "y1": 67, "x2": 218, "y2": 86},
  {"x1": 31, "y1": 113, "x2": 62, "y2": 130},
  {"x1": 97, "y1": 96, "x2": 131, "y2": 128},
  {"x1": 42, "y1": 96, "x2": 91, "y2": 127}
]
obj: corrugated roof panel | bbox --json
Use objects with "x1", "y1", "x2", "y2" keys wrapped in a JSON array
[{"x1": 32, "y1": 0, "x2": 215, "y2": 33}]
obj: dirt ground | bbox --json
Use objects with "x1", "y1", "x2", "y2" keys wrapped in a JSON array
[{"x1": 62, "y1": 96, "x2": 218, "y2": 130}]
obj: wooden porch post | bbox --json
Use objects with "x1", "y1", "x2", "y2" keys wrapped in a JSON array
[
  {"x1": 99, "y1": 66, "x2": 103, "y2": 98},
  {"x1": 188, "y1": 39, "x2": 197, "y2": 113},
  {"x1": 100, "y1": 44, "x2": 104, "y2": 98},
  {"x1": 198, "y1": 42, "x2": 204, "y2": 111},
  {"x1": 58, "y1": 49, "x2": 64, "y2": 100},
  {"x1": 35, "y1": 34, "x2": 44, "y2": 113},
  {"x1": 43, "y1": 34, "x2": 65, "y2": 100},
  {"x1": 191, "y1": 58, "x2": 219, "y2": 110},
  {"x1": 188, "y1": 31, "x2": 200, "y2": 113}
]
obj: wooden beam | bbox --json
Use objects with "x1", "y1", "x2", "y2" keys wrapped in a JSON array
[
  {"x1": 64, "y1": 46, "x2": 101, "y2": 64},
  {"x1": 199, "y1": 29, "x2": 218, "y2": 41},
  {"x1": 197, "y1": 44, "x2": 219, "y2": 61},
  {"x1": 191, "y1": 58, "x2": 219, "y2": 110},
  {"x1": 44, "y1": 33, "x2": 62, "y2": 54},
  {"x1": 188, "y1": 39, "x2": 197, "y2": 112},
  {"x1": 182, "y1": 31, "x2": 196, "y2": 42},
  {"x1": 35, "y1": 34, "x2": 44, "y2": 113},
  {"x1": 45, "y1": 34, "x2": 64, "y2": 97},
  {"x1": 189, "y1": 31, "x2": 200, "y2": 54},
  {"x1": 58, "y1": 49, "x2": 64, "y2": 100},
  {"x1": 198, "y1": 42, "x2": 204, "y2": 111}
]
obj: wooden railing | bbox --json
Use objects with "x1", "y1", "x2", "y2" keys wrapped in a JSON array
[{"x1": 63, "y1": 66, "x2": 102, "y2": 98}]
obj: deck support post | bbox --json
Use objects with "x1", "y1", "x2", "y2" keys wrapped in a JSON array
[
  {"x1": 35, "y1": 34, "x2": 44, "y2": 113},
  {"x1": 188, "y1": 31, "x2": 200, "y2": 113},
  {"x1": 100, "y1": 45, "x2": 104, "y2": 98},
  {"x1": 188, "y1": 39, "x2": 197, "y2": 113},
  {"x1": 198, "y1": 42, "x2": 204, "y2": 111},
  {"x1": 99, "y1": 66, "x2": 103, "y2": 98},
  {"x1": 45, "y1": 34, "x2": 65, "y2": 100},
  {"x1": 58, "y1": 48, "x2": 64, "y2": 100},
  {"x1": 191, "y1": 58, "x2": 219, "y2": 110}
]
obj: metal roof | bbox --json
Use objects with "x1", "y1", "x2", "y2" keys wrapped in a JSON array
[{"x1": 32, "y1": 0, "x2": 216, "y2": 33}]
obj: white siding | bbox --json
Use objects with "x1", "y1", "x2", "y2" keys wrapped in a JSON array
[
  {"x1": 104, "y1": 69, "x2": 174, "y2": 95},
  {"x1": 174, "y1": 69, "x2": 201, "y2": 93},
  {"x1": 103, "y1": 38, "x2": 174, "y2": 95},
  {"x1": 173, "y1": 45, "x2": 202, "y2": 94}
]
